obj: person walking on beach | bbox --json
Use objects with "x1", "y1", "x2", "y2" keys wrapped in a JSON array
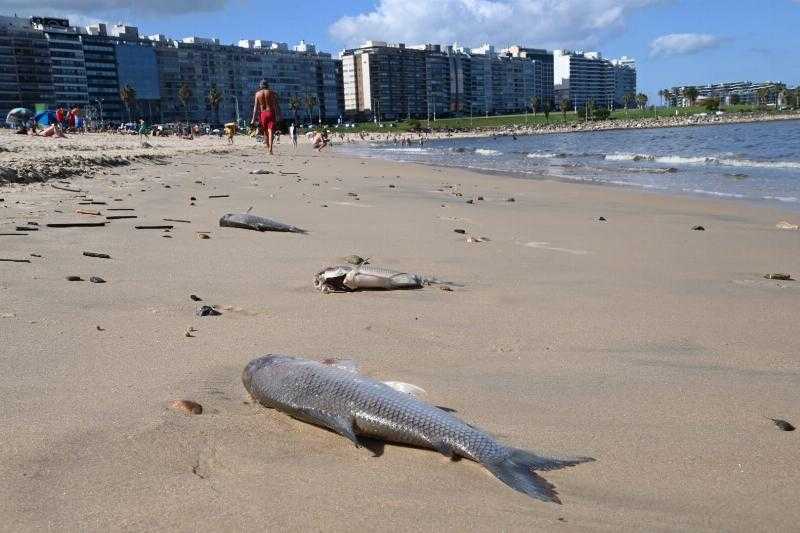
[
  {"x1": 289, "y1": 120, "x2": 298, "y2": 150},
  {"x1": 251, "y1": 80, "x2": 280, "y2": 155}
]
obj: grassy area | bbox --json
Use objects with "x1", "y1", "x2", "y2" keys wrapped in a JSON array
[{"x1": 336, "y1": 104, "x2": 773, "y2": 133}]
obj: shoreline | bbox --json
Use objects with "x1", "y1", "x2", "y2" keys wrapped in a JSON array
[{"x1": 340, "y1": 110, "x2": 800, "y2": 142}]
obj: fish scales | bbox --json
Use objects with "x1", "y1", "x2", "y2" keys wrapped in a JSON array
[{"x1": 243, "y1": 355, "x2": 594, "y2": 503}]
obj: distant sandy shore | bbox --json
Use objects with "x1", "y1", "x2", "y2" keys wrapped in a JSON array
[{"x1": 1, "y1": 131, "x2": 799, "y2": 531}]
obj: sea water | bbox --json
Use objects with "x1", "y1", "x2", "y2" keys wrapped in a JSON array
[{"x1": 341, "y1": 120, "x2": 800, "y2": 209}]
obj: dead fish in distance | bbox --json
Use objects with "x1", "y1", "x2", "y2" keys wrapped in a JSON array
[
  {"x1": 314, "y1": 264, "x2": 424, "y2": 293},
  {"x1": 243, "y1": 355, "x2": 594, "y2": 503},
  {"x1": 219, "y1": 213, "x2": 306, "y2": 234}
]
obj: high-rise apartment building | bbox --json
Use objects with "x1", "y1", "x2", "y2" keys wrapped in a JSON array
[
  {"x1": 611, "y1": 57, "x2": 637, "y2": 108},
  {"x1": 0, "y1": 14, "x2": 341, "y2": 124},
  {"x1": 0, "y1": 16, "x2": 53, "y2": 113},
  {"x1": 341, "y1": 41, "x2": 556, "y2": 120},
  {"x1": 554, "y1": 50, "x2": 617, "y2": 109}
]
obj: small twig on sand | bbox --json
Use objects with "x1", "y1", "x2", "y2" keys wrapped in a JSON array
[
  {"x1": 51, "y1": 184, "x2": 81, "y2": 193},
  {"x1": 0, "y1": 258, "x2": 31, "y2": 263}
]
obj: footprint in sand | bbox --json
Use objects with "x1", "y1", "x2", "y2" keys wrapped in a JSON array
[{"x1": 521, "y1": 241, "x2": 591, "y2": 255}]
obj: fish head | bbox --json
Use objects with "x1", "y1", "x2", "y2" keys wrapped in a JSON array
[{"x1": 243, "y1": 354, "x2": 299, "y2": 392}]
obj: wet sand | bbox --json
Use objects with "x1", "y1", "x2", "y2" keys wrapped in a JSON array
[{"x1": 1, "y1": 132, "x2": 799, "y2": 531}]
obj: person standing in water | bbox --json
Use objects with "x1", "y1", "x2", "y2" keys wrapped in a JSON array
[{"x1": 251, "y1": 79, "x2": 280, "y2": 155}]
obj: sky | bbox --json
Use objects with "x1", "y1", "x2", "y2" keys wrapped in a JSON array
[{"x1": 3, "y1": 0, "x2": 799, "y2": 103}]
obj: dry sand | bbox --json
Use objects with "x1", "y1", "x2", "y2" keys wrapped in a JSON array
[{"x1": 1, "y1": 131, "x2": 799, "y2": 531}]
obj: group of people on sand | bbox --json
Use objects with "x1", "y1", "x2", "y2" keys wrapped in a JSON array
[{"x1": 251, "y1": 79, "x2": 329, "y2": 154}]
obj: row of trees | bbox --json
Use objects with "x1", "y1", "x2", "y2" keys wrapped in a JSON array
[
  {"x1": 119, "y1": 82, "x2": 325, "y2": 125},
  {"x1": 657, "y1": 84, "x2": 799, "y2": 109}
]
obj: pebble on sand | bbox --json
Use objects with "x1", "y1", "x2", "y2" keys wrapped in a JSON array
[
  {"x1": 89, "y1": 276, "x2": 106, "y2": 284},
  {"x1": 692, "y1": 225, "x2": 706, "y2": 231},
  {"x1": 764, "y1": 273, "x2": 793, "y2": 281},
  {"x1": 66, "y1": 276, "x2": 83, "y2": 281},
  {"x1": 168, "y1": 400, "x2": 203, "y2": 415}
]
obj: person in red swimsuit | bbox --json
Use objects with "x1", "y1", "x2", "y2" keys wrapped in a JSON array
[{"x1": 251, "y1": 79, "x2": 281, "y2": 155}]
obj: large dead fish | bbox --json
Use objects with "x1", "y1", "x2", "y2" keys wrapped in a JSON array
[
  {"x1": 314, "y1": 264, "x2": 425, "y2": 292},
  {"x1": 243, "y1": 355, "x2": 594, "y2": 503},
  {"x1": 219, "y1": 213, "x2": 306, "y2": 233}
]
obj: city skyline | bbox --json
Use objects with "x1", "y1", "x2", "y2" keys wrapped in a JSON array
[{"x1": 2, "y1": 0, "x2": 799, "y2": 102}]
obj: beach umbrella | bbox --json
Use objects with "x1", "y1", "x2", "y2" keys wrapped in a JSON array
[
  {"x1": 6, "y1": 107, "x2": 32, "y2": 126},
  {"x1": 34, "y1": 110, "x2": 56, "y2": 126}
]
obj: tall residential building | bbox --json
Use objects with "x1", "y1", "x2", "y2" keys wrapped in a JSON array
[
  {"x1": 0, "y1": 14, "x2": 341, "y2": 124},
  {"x1": 502, "y1": 46, "x2": 554, "y2": 106},
  {"x1": 32, "y1": 17, "x2": 89, "y2": 108},
  {"x1": 670, "y1": 81, "x2": 786, "y2": 107},
  {"x1": 341, "y1": 41, "x2": 555, "y2": 120},
  {"x1": 342, "y1": 41, "x2": 428, "y2": 120},
  {"x1": 0, "y1": 16, "x2": 53, "y2": 113},
  {"x1": 553, "y1": 50, "x2": 615, "y2": 109},
  {"x1": 611, "y1": 56, "x2": 636, "y2": 107}
]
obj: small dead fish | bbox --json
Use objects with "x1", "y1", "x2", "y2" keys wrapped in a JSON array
[
  {"x1": 767, "y1": 417, "x2": 795, "y2": 431},
  {"x1": 243, "y1": 355, "x2": 594, "y2": 503},
  {"x1": 764, "y1": 273, "x2": 793, "y2": 281},
  {"x1": 315, "y1": 265, "x2": 424, "y2": 293},
  {"x1": 220, "y1": 213, "x2": 306, "y2": 234}
]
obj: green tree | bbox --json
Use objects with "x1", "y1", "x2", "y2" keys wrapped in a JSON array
[
  {"x1": 662, "y1": 89, "x2": 672, "y2": 107},
  {"x1": 560, "y1": 98, "x2": 570, "y2": 122},
  {"x1": 530, "y1": 96, "x2": 541, "y2": 118},
  {"x1": 728, "y1": 94, "x2": 740, "y2": 106},
  {"x1": 756, "y1": 87, "x2": 770, "y2": 108},
  {"x1": 119, "y1": 84, "x2": 137, "y2": 122},
  {"x1": 683, "y1": 86, "x2": 699, "y2": 106},
  {"x1": 207, "y1": 85, "x2": 223, "y2": 124},
  {"x1": 543, "y1": 101, "x2": 551, "y2": 122},
  {"x1": 657, "y1": 89, "x2": 664, "y2": 106},
  {"x1": 623, "y1": 92, "x2": 636, "y2": 115},
  {"x1": 304, "y1": 94, "x2": 318, "y2": 123},
  {"x1": 636, "y1": 93, "x2": 648, "y2": 110},
  {"x1": 178, "y1": 82, "x2": 193, "y2": 123},
  {"x1": 288, "y1": 95, "x2": 302, "y2": 124},
  {"x1": 702, "y1": 97, "x2": 720, "y2": 112}
]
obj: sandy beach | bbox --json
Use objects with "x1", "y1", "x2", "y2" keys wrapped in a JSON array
[{"x1": 1, "y1": 131, "x2": 799, "y2": 531}]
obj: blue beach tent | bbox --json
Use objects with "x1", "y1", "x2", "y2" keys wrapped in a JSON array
[{"x1": 34, "y1": 110, "x2": 57, "y2": 126}]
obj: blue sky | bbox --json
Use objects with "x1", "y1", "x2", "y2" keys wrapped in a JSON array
[{"x1": 6, "y1": 0, "x2": 799, "y2": 102}]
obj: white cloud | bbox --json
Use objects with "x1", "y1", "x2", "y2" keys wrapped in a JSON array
[
  {"x1": 2, "y1": 0, "x2": 229, "y2": 16},
  {"x1": 330, "y1": 0, "x2": 664, "y2": 50},
  {"x1": 649, "y1": 33, "x2": 722, "y2": 57}
]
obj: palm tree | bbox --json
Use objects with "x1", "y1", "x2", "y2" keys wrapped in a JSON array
[
  {"x1": 530, "y1": 96, "x2": 541, "y2": 118},
  {"x1": 756, "y1": 87, "x2": 770, "y2": 108},
  {"x1": 119, "y1": 84, "x2": 137, "y2": 122},
  {"x1": 288, "y1": 95, "x2": 302, "y2": 125},
  {"x1": 663, "y1": 89, "x2": 672, "y2": 107},
  {"x1": 623, "y1": 92, "x2": 635, "y2": 115},
  {"x1": 178, "y1": 82, "x2": 193, "y2": 123},
  {"x1": 658, "y1": 89, "x2": 664, "y2": 106},
  {"x1": 636, "y1": 93, "x2": 648, "y2": 110},
  {"x1": 304, "y1": 94, "x2": 318, "y2": 124},
  {"x1": 543, "y1": 101, "x2": 551, "y2": 122},
  {"x1": 207, "y1": 85, "x2": 223, "y2": 124},
  {"x1": 560, "y1": 98, "x2": 570, "y2": 122},
  {"x1": 683, "y1": 87, "x2": 699, "y2": 107}
]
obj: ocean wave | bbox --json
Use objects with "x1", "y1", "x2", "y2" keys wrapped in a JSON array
[
  {"x1": 526, "y1": 152, "x2": 563, "y2": 159},
  {"x1": 606, "y1": 152, "x2": 800, "y2": 169},
  {"x1": 763, "y1": 195, "x2": 799, "y2": 203},
  {"x1": 684, "y1": 188, "x2": 745, "y2": 199},
  {"x1": 380, "y1": 147, "x2": 430, "y2": 153},
  {"x1": 717, "y1": 158, "x2": 800, "y2": 169},
  {"x1": 475, "y1": 148, "x2": 502, "y2": 156}
]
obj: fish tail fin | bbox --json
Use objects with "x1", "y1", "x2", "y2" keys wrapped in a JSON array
[{"x1": 484, "y1": 448, "x2": 595, "y2": 504}]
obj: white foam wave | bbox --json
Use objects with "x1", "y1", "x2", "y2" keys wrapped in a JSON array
[
  {"x1": 475, "y1": 149, "x2": 502, "y2": 156},
  {"x1": 526, "y1": 152, "x2": 560, "y2": 159},
  {"x1": 717, "y1": 158, "x2": 800, "y2": 169},
  {"x1": 763, "y1": 196, "x2": 799, "y2": 203},
  {"x1": 604, "y1": 153, "x2": 652, "y2": 161},
  {"x1": 685, "y1": 188, "x2": 745, "y2": 199}
]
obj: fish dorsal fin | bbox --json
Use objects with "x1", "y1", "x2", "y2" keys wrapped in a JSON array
[
  {"x1": 321, "y1": 358, "x2": 360, "y2": 373},
  {"x1": 383, "y1": 381, "x2": 427, "y2": 398}
]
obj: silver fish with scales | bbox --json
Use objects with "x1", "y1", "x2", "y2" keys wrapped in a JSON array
[{"x1": 243, "y1": 355, "x2": 594, "y2": 503}]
